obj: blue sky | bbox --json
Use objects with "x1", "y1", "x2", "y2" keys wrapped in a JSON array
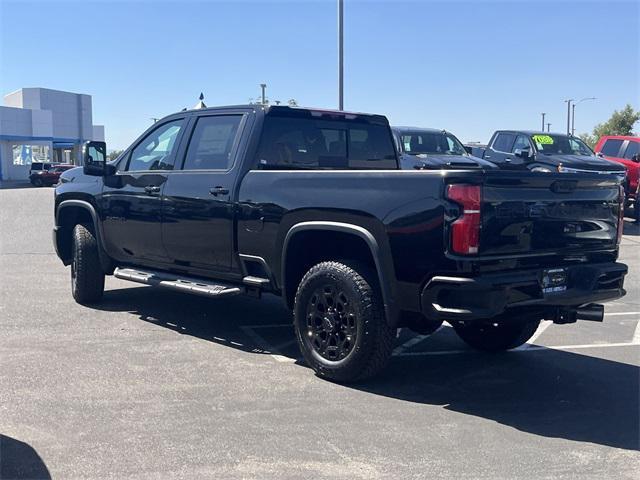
[{"x1": 1, "y1": 0, "x2": 638, "y2": 150}]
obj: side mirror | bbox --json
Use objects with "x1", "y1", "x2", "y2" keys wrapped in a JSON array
[
  {"x1": 632, "y1": 153, "x2": 640, "y2": 162},
  {"x1": 82, "y1": 141, "x2": 113, "y2": 176},
  {"x1": 514, "y1": 148, "x2": 530, "y2": 159}
]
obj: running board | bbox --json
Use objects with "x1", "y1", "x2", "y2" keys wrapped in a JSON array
[{"x1": 113, "y1": 268, "x2": 242, "y2": 298}]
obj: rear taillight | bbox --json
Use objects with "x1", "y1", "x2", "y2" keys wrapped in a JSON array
[
  {"x1": 446, "y1": 184, "x2": 481, "y2": 255},
  {"x1": 617, "y1": 185, "x2": 625, "y2": 245}
]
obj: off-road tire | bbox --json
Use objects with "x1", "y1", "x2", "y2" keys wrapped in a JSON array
[
  {"x1": 293, "y1": 261, "x2": 395, "y2": 382},
  {"x1": 71, "y1": 224, "x2": 105, "y2": 304},
  {"x1": 453, "y1": 316, "x2": 541, "y2": 352}
]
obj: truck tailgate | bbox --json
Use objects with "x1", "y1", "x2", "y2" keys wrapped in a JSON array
[{"x1": 479, "y1": 174, "x2": 622, "y2": 256}]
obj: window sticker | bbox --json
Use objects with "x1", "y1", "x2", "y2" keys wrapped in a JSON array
[{"x1": 532, "y1": 134, "x2": 554, "y2": 145}]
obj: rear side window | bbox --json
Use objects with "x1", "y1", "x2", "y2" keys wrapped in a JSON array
[
  {"x1": 623, "y1": 141, "x2": 639, "y2": 159},
  {"x1": 492, "y1": 133, "x2": 516, "y2": 152},
  {"x1": 256, "y1": 116, "x2": 397, "y2": 169},
  {"x1": 600, "y1": 139, "x2": 623, "y2": 157},
  {"x1": 182, "y1": 115, "x2": 242, "y2": 170}
]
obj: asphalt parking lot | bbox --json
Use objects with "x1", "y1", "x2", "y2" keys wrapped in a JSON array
[{"x1": 1, "y1": 184, "x2": 639, "y2": 479}]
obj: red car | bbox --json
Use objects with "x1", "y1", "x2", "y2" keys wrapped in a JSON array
[
  {"x1": 29, "y1": 164, "x2": 75, "y2": 187},
  {"x1": 595, "y1": 136, "x2": 639, "y2": 211}
]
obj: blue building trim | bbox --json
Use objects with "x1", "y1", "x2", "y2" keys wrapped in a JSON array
[{"x1": 0, "y1": 134, "x2": 81, "y2": 143}]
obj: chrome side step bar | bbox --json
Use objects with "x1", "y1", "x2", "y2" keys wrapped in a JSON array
[{"x1": 114, "y1": 267, "x2": 242, "y2": 298}]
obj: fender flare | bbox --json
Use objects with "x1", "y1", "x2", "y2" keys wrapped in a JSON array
[
  {"x1": 282, "y1": 221, "x2": 399, "y2": 326},
  {"x1": 56, "y1": 199, "x2": 112, "y2": 271}
]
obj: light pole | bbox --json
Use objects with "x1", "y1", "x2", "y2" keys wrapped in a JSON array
[
  {"x1": 541, "y1": 113, "x2": 546, "y2": 131},
  {"x1": 338, "y1": 0, "x2": 344, "y2": 110},
  {"x1": 546, "y1": 122, "x2": 551, "y2": 132},
  {"x1": 260, "y1": 84, "x2": 267, "y2": 105},
  {"x1": 564, "y1": 99, "x2": 574, "y2": 135},
  {"x1": 571, "y1": 97, "x2": 596, "y2": 136}
]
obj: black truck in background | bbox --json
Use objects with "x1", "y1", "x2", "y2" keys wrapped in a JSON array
[
  {"x1": 470, "y1": 130, "x2": 626, "y2": 175},
  {"x1": 53, "y1": 105, "x2": 627, "y2": 382}
]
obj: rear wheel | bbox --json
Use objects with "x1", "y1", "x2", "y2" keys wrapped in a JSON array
[
  {"x1": 453, "y1": 316, "x2": 541, "y2": 352},
  {"x1": 293, "y1": 261, "x2": 395, "y2": 382},
  {"x1": 71, "y1": 224, "x2": 105, "y2": 304},
  {"x1": 32, "y1": 177, "x2": 43, "y2": 187}
]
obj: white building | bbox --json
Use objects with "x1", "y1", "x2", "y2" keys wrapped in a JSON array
[{"x1": 0, "y1": 88, "x2": 105, "y2": 181}]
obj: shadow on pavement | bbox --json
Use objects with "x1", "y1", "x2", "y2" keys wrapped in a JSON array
[
  {"x1": 95, "y1": 285, "x2": 639, "y2": 451},
  {"x1": 0, "y1": 435, "x2": 51, "y2": 479},
  {"x1": 623, "y1": 218, "x2": 639, "y2": 235},
  {"x1": 0, "y1": 181, "x2": 37, "y2": 190}
]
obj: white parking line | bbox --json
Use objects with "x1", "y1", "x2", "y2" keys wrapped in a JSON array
[
  {"x1": 239, "y1": 325, "x2": 297, "y2": 363},
  {"x1": 393, "y1": 334, "x2": 430, "y2": 355},
  {"x1": 515, "y1": 320, "x2": 552, "y2": 351},
  {"x1": 633, "y1": 320, "x2": 640, "y2": 344}
]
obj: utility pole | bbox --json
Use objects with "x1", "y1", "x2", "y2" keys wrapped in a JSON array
[
  {"x1": 260, "y1": 84, "x2": 267, "y2": 105},
  {"x1": 338, "y1": 0, "x2": 344, "y2": 110},
  {"x1": 571, "y1": 97, "x2": 596, "y2": 136},
  {"x1": 564, "y1": 99, "x2": 574, "y2": 135},
  {"x1": 541, "y1": 113, "x2": 546, "y2": 131},
  {"x1": 546, "y1": 122, "x2": 551, "y2": 132}
]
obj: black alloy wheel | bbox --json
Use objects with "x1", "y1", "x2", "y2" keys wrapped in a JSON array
[{"x1": 304, "y1": 284, "x2": 357, "y2": 361}]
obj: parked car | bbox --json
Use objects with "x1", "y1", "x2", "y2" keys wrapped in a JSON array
[
  {"x1": 392, "y1": 127, "x2": 495, "y2": 170},
  {"x1": 53, "y1": 105, "x2": 627, "y2": 382},
  {"x1": 474, "y1": 130, "x2": 625, "y2": 175},
  {"x1": 30, "y1": 164, "x2": 75, "y2": 187},
  {"x1": 29, "y1": 162, "x2": 53, "y2": 176},
  {"x1": 594, "y1": 135, "x2": 640, "y2": 215}
]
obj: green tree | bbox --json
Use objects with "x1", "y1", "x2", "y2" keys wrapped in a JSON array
[
  {"x1": 107, "y1": 149, "x2": 124, "y2": 161},
  {"x1": 580, "y1": 104, "x2": 640, "y2": 147}
]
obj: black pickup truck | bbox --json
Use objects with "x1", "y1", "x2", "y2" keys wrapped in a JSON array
[
  {"x1": 53, "y1": 105, "x2": 628, "y2": 382},
  {"x1": 473, "y1": 130, "x2": 626, "y2": 175}
]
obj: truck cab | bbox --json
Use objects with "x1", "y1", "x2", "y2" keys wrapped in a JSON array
[
  {"x1": 483, "y1": 130, "x2": 626, "y2": 175},
  {"x1": 392, "y1": 127, "x2": 495, "y2": 170}
]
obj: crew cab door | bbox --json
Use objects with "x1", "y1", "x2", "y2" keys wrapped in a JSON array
[
  {"x1": 161, "y1": 112, "x2": 248, "y2": 273},
  {"x1": 101, "y1": 118, "x2": 185, "y2": 264},
  {"x1": 485, "y1": 132, "x2": 516, "y2": 165}
]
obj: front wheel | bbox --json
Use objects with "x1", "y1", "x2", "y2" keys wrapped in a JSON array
[
  {"x1": 453, "y1": 316, "x2": 541, "y2": 352},
  {"x1": 293, "y1": 261, "x2": 395, "y2": 382},
  {"x1": 71, "y1": 224, "x2": 105, "y2": 304},
  {"x1": 32, "y1": 177, "x2": 43, "y2": 187}
]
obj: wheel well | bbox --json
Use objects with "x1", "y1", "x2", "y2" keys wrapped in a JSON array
[
  {"x1": 283, "y1": 230, "x2": 377, "y2": 309},
  {"x1": 56, "y1": 206, "x2": 95, "y2": 263}
]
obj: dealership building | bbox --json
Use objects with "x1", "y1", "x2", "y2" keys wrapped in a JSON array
[{"x1": 0, "y1": 87, "x2": 104, "y2": 181}]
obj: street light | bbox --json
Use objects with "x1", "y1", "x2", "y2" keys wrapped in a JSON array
[
  {"x1": 546, "y1": 122, "x2": 552, "y2": 132},
  {"x1": 564, "y1": 99, "x2": 574, "y2": 135},
  {"x1": 541, "y1": 113, "x2": 546, "y2": 131},
  {"x1": 338, "y1": 0, "x2": 344, "y2": 110},
  {"x1": 571, "y1": 97, "x2": 597, "y2": 136}
]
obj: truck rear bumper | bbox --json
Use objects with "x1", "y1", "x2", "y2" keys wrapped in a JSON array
[{"x1": 420, "y1": 262, "x2": 627, "y2": 321}]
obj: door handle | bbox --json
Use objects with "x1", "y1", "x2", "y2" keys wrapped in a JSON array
[
  {"x1": 209, "y1": 186, "x2": 229, "y2": 196},
  {"x1": 144, "y1": 185, "x2": 161, "y2": 194}
]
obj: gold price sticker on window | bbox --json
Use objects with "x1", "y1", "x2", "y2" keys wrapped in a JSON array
[{"x1": 532, "y1": 135, "x2": 554, "y2": 145}]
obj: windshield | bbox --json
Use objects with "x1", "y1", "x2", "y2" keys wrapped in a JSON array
[
  {"x1": 400, "y1": 131, "x2": 466, "y2": 156},
  {"x1": 531, "y1": 134, "x2": 594, "y2": 156}
]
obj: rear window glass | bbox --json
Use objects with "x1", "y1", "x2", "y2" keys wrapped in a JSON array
[
  {"x1": 256, "y1": 116, "x2": 397, "y2": 169},
  {"x1": 600, "y1": 139, "x2": 623, "y2": 157}
]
